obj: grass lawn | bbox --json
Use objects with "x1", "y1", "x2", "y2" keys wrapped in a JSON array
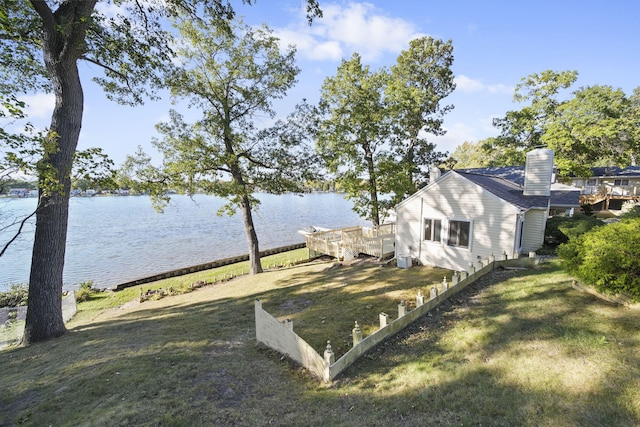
[{"x1": 1, "y1": 256, "x2": 639, "y2": 426}]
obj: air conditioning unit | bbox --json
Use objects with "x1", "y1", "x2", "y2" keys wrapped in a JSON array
[{"x1": 397, "y1": 256, "x2": 411, "y2": 269}]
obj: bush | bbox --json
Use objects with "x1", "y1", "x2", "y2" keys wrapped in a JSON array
[
  {"x1": 558, "y1": 217, "x2": 640, "y2": 300},
  {"x1": 0, "y1": 284, "x2": 29, "y2": 307},
  {"x1": 75, "y1": 280, "x2": 95, "y2": 303},
  {"x1": 545, "y1": 215, "x2": 603, "y2": 246},
  {"x1": 621, "y1": 204, "x2": 640, "y2": 219}
]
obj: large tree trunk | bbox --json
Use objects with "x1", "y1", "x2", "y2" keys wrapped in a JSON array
[
  {"x1": 239, "y1": 194, "x2": 263, "y2": 274},
  {"x1": 363, "y1": 143, "x2": 380, "y2": 227},
  {"x1": 24, "y1": 1, "x2": 95, "y2": 344}
]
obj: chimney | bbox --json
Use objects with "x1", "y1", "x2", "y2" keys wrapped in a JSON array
[
  {"x1": 429, "y1": 164, "x2": 441, "y2": 182},
  {"x1": 523, "y1": 148, "x2": 554, "y2": 196}
]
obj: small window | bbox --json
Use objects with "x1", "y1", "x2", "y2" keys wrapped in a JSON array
[
  {"x1": 448, "y1": 220, "x2": 470, "y2": 248},
  {"x1": 424, "y1": 218, "x2": 442, "y2": 242},
  {"x1": 614, "y1": 179, "x2": 629, "y2": 186},
  {"x1": 586, "y1": 178, "x2": 597, "y2": 186}
]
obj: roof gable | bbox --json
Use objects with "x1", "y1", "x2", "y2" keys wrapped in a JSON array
[{"x1": 395, "y1": 170, "x2": 550, "y2": 211}]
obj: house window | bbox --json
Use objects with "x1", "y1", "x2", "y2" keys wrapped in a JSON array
[
  {"x1": 448, "y1": 220, "x2": 471, "y2": 248},
  {"x1": 424, "y1": 218, "x2": 442, "y2": 242},
  {"x1": 586, "y1": 178, "x2": 597, "y2": 186},
  {"x1": 614, "y1": 179, "x2": 629, "y2": 186}
]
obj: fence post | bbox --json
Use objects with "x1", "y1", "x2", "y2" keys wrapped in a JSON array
[
  {"x1": 352, "y1": 321, "x2": 363, "y2": 346},
  {"x1": 379, "y1": 312, "x2": 389, "y2": 328},
  {"x1": 398, "y1": 300, "x2": 407, "y2": 318},
  {"x1": 324, "y1": 341, "x2": 335, "y2": 365},
  {"x1": 416, "y1": 289, "x2": 424, "y2": 307}
]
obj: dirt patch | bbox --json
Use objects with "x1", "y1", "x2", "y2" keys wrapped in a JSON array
[
  {"x1": 200, "y1": 369, "x2": 251, "y2": 408},
  {"x1": 277, "y1": 297, "x2": 314, "y2": 313}
]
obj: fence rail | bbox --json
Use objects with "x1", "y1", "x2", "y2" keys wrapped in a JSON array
[{"x1": 255, "y1": 255, "x2": 542, "y2": 382}]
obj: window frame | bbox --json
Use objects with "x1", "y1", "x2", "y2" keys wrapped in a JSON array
[
  {"x1": 614, "y1": 178, "x2": 629, "y2": 186},
  {"x1": 423, "y1": 218, "x2": 442, "y2": 243},
  {"x1": 447, "y1": 219, "x2": 472, "y2": 249}
]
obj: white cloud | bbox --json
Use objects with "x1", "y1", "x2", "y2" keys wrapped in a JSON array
[
  {"x1": 21, "y1": 93, "x2": 54, "y2": 119},
  {"x1": 275, "y1": 2, "x2": 424, "y2": 62},
  {"x1": 486, "y1": 83, "x2": 511, "y2": 94},
  {"x1": 95, "y1": 2, "x2": 123, "y2": 19},
  {"x1": 455, "y1": 75, "x2": 513, "y2": 94},
  {"x1": 455, "y1": 75, "x2": 485, "y2": 92},
  {"x1": 432, "y1": 122, "x2": 481, "y2": 154}
]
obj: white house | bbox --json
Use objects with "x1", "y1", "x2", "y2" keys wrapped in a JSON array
[{"x1": 395, "y1": 148, "x2": 563, "y2": 271}]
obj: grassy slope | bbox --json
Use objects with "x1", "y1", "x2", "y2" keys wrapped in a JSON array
[{"x1": 1, "y1": 259, "x2": 639, "y2": 426}]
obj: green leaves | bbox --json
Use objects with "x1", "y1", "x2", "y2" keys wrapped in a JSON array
[
  {"x1": 146, "y1": 14, "x2": 316, "y2": 212},
  {"x1": 558, "y1": 217, "x2": 640, "y2": 300},
  {"x1": 316, "y1": 37, "x2": 455, "y2": 225},
  {"x1": 489, "y1": 69, "x2": 639, "y2": 175}
]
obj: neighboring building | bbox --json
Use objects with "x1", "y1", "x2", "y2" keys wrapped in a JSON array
[
  {"x1": 395, "y1": 149, "x2": 568, "y2": 271},
  {"x1": 8, "y1": 188, "x2": 35, "y2": 198},
  {"x1": 561, "y1": 166, "x2": 640, "y2": 210}
]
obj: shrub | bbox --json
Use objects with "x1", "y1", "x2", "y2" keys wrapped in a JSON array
[
  {"x1": 0, "y1": 284, "x2": 29, "y2": 307},
  {"x1": 621, "y1": 204, "x2": 640, "y2": 219},
  {"x1": 545, "y1": 215, "x2": 603, "y2": 246},
  {"x1": 75, "y1": 280, "x2": 95, "y2": 303},
  {"x1": 558, "y1": 217, "x2": 640, "y2": 300}
]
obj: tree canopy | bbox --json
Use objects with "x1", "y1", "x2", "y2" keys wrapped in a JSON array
[
  {"x1": 317, "y1": 52, "x2": 390, "y2": 226},
  {"x1": 385, "y1": 36, "x2": 454, "y2": 196},
  {"x1": 487, "y1": 70, "x2": 640, "y2": 176},
  {"x1": 316, "y1": 37, "x2": 455, "y2": 225},
  {"x1": 140, "y1": 17, "x2": 317, "y2": 274}
]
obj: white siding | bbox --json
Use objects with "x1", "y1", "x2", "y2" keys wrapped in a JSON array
[
  {"x1": 396, "y1": 172, "x2": 521, "y2": 271},
  {"x1": 523, "y1": 148, "x2": 554, "y2": 196},
  {"x1": 522, "y1": 208, "x2": 547, "y2": 252}
]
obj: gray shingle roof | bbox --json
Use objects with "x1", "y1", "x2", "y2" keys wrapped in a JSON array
[
  {"x1": 454, "y1": 166, "x2": 580, "y2": 209},
  {"x1": 587, "y1": 166, "x2": 640, "y2": 178},
  {"x1": 457, "y1": 166, "x2": 526, "y2": 185},
  {"x1": 456, "y1": 171, "x2": 550, "y2": 210}
]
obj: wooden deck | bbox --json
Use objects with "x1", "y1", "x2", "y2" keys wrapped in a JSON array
[
  {"x1": 580, "y1": 191, "x2": 639, "y2": 209},
  {"x1": 302, "y1": 224, "x2": 395, "y2": 260}
]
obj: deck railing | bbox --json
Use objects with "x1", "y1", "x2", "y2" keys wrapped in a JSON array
[{"x1": 304, "y1": 224, "x2": 395, "y2": 260}]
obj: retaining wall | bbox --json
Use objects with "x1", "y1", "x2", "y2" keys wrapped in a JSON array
[
  {"x1": 113, "y1": 243, "x2": 306, "y2": 291},
  {"x1": 255, "y1": 255, "x2": 541, "y2": 382}
]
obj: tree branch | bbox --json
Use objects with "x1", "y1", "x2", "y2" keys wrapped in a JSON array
[
  {"x1": 0, "y1": 208, "x2": 37, "y2": 258},
  {"x1": 79, "y1": 54, "x2": 137, "y2": 94},
  {"x1": 28, "y1": 1, "x2": 55, "y2": 32}
]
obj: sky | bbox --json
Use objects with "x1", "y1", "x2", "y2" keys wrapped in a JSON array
[{"x1": 12, "y1": 0, "x2": 640, "y2": 167}]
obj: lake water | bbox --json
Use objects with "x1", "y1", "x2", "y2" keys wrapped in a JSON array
[{"x1": 0, "y1": 193, "x2": 368, "y2": 291}]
